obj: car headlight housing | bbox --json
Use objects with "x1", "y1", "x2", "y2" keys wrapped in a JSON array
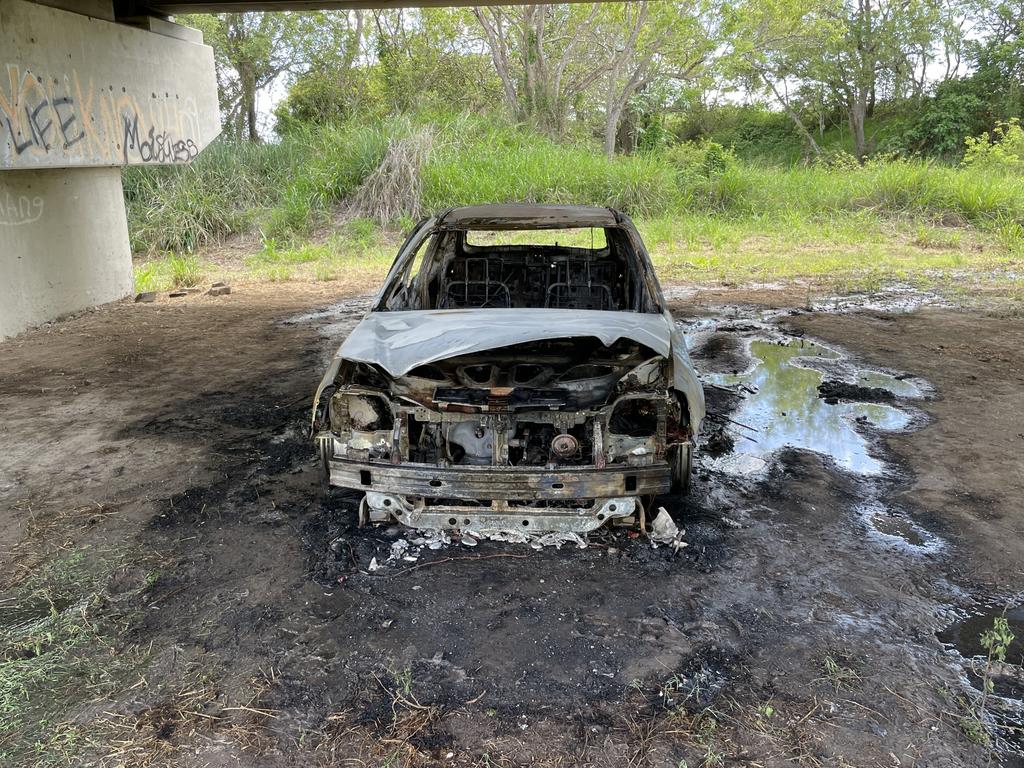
[{"x1": 329, "y1": 392, "x2": 394, "y2": 432}]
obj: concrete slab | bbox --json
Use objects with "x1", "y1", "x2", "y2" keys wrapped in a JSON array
[{"x1": 0, "y1": 0, "x2": 220, "y2": 169}]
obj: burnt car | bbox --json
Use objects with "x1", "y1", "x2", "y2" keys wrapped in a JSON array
[{"x1": 311, "y1": 204, "x2": 704, "y2": 533}]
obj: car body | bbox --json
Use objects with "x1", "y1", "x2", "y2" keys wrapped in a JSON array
[{"x1": 311, "y1": 204, "x2": 704, "y2": 533}]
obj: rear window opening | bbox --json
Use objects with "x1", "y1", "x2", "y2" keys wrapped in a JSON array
[{"x1": 464, "y1": 228, "x2": 608, "y2": 249}]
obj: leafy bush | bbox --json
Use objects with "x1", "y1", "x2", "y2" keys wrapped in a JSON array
[
  {"x1": 675, "y1": 105, "x2": 805, "y2": 162},
  {"x1": 664, "y1": 140, "x2": 737, "y2": 181},
  {"x1": 901, "y1": 91, "x2": 990, "y2": 158},
  {"x1": 962, "y1": 119, "x2": 1024, "y2": 172},
  {"x1": 815, "y1": 149, "x2": 861, "y2": 171}
]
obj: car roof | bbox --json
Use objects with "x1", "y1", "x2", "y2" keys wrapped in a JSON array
[{"x1": 435, "y1": 204, "x2": 621, "y2": 230}]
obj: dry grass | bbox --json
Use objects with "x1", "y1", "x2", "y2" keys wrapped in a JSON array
[
  {"x1": 91, "y1": 669, "x2": 281, "y2": 767},
  {"x1": 348, "y1": 127, "x2": 435, "y2": 224},
  {"x1": 1, "y1": 499, "x2": 124, "y2": 590},
  {"x1": 316, "y1": 668, "x2": 445, "y2": 767}
]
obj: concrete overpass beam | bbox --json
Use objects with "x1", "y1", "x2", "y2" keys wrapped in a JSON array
[{"x1": 0, "y1": 0, "x2": 220, "y2": 338}]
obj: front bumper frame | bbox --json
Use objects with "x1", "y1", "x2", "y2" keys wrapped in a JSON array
[
  {"x1": 326, "y1": 456, "x2": 671, "y2": 500},
  {"x1": 324, "y1": 455, "x2": 673, "y2": 532},
  {"x1": 360, "y1": 492, "x2": 639, "y2": 533}
]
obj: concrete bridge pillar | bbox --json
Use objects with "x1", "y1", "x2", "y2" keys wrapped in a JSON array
[
  {"x1": 0, "y1": 0, "x2": 220, "y2": 338},
  {"x1": 1, "y1": 168, "x2": 131, "y2": 334}
]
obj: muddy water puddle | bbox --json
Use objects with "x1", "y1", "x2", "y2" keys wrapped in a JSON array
[
  {"x1": 939, "y1": 604, "x2": 1024, "y2": 759},
  {"x1": 940, "y1": 604, "x2": 1024, "y2": 666},
  {"x1": 856, "y1": 500, "x2": 945, "y2": 554},
  {"x1": 703, "y1": 337, "x2": 918, "y2": 476}
]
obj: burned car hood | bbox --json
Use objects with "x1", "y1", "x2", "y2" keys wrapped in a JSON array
[{"x1": 336, "y1": 309, "x2": 673, "y2": 377}]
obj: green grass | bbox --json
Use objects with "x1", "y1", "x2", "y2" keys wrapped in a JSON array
[
  {"x1": 125, "y1": 111, "x2": 1024, "y2": 293},
  {"x1": 133, "y1": 253, "x2": 204, "y2": 293},
  {"x1": 0, "y1": 548, "x2": 148, "y2": 766},
  {"x1": 236, "y1": 219, "x2": 396, "y2": 285}
]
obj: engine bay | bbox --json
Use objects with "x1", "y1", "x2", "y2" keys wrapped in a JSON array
[{"x1": 325, "y1": 337, "x2": 682, "y2": 471}]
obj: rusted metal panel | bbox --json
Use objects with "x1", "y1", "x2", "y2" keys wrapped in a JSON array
[
  {"x1": 328, "y1": 458, "x2": 671, "y2": 500},
  {"x1": 436, "y1": 204, "x2": 620, "y2": 230}
]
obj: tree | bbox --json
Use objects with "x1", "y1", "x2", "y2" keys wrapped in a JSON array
[
  {"x1": 471, "y1": 4, "x2": 614, "y2": 135},
  {"x1": 597, "y1": 1, "x2": 714, "y2": 157},
  {"x1": 727, "y1": 0, "x2": 944, "y2": 160},
  {"x1": 183, "y1": 11, "x2": 361, "y2": 141},
  {"x1": 814, "y1": 0, "x2": 942, "y2": 159},
  {"x1": 725, "y1": 0, "x2": 836, "y2": 156}
]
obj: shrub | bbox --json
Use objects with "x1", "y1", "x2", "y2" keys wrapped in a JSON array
[{"x1": 962, "y1": 119, "x2": 1024, "y2": 173}]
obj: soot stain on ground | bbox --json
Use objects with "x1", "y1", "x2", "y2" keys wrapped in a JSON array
[{"x1": 4, "y1": 287, "x2": 1023, "y2": 766}]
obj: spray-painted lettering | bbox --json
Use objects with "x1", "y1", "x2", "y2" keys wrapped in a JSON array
[
  {"x1": 122, "y1": 113, "x2": 198, "y2": 164},
  {"x1": 1, "y1": 64, "x2": 201, "y2": 167},
  {"x1": 0, "y1": 191, "x2": 44, "y2": 225}
]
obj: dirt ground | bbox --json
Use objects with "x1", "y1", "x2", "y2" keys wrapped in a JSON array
[{"x1": 1, "y1": 280, "x2": 1023, "y2": 767}]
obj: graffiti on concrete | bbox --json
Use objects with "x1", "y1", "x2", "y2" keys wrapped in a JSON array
[
  {"x1": 122, "y1": 113, "x2": 199, "y2": 164},
  {"x1": 0, "y1": 190, "x2": 43, "y2": 225},
  {"x1": 0, "y1": 64, "x2": 201, "y2": 167}
]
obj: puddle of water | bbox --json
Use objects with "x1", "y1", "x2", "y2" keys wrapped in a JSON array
[
  {"x1": 939, "y1": 604, "x2": 1024, "y2": 759},
  {"x1": 855, "y1": 371, "x2": 921, "y2": 398},
  {"x1": 856, "y1": 501, "x2": 944, "y2": 554},
  {"x1": 938, "y1": 605, "x2": 1024, "y2": 665},
  {"x1": 706, "y1": 339, "x2": 912, "y2": 476}
]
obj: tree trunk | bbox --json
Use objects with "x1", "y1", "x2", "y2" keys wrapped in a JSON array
[
  {"x1": 616, "y1": 106, "x2": 638, "y2": 155},
  {"x1": 472, "y1": 9, "x2": 522, "y2": 120},
  {"x1": 604, "y1": 101, "x2": 624, "y2": 159},
  {"x1": 246, "y1": 95, "x2": 259, "y2": 143},
  {"x1": 758, "y1": 69, "x2": 821, "y2": 157},
  {"x1": 238, "y1": 63, "x2": 259, "y2": 143},
  {"x1": 848, "y1": 93, "x2": 868, "y2": 162}
]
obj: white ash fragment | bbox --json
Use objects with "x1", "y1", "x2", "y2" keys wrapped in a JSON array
[
  {"x1": 650, "y1": 507, "x2": 688, "y2": 552},
  {"x1": 532, "y1": 532, "x2": 588, "y2": 550}
]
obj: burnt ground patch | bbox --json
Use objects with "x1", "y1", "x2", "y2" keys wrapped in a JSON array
[
  {"x1": 1, "y1": 285, "x2": 1023, "y2": 766},
  {"x1": 817, "y1": 378, "x2": 897, "y2": 402}
]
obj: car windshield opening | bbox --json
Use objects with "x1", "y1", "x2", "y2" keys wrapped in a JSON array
[{"x1": 380, "y1": 225, "x2": 658, "y2": 312}]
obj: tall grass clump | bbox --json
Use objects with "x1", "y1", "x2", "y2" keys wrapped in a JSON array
[
  {"x1": 421, "y1": 116, "x2": 679, "y2": 217},
  {"x1": 262, "y1": 121, "x2": 389, "y2": 239},
  {"x1": 348, "y1": 126, "x2": 435, "y2": 222},
  {"x1": 125, "y1": 119, "x2": 392, "y2": 253},
  {"x1": 131, "y1": 253, "x2": 204, "y2": 292},
  {"x1": 124, "y1": 138, "x2": 305, "y2": 253}
]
